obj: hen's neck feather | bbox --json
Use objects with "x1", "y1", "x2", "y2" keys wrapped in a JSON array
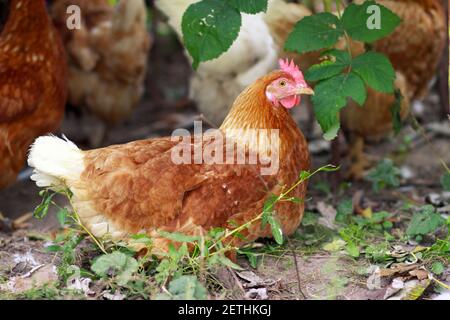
[{"x1": 220, "y1": 71, "x2": 303, "y2": 157}]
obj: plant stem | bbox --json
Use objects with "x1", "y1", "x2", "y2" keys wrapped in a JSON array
[
  {"x1": 433, "y1": 277, "x2": 450, "y2": 290},
  {"x1": 208, "y1": 165, "x2": 337, "y2": 252},
  {"x1": 323, "y1": 0, "x2": 332, "y2": 12},
  {"x1": 333, "y1": 0, "x2": 354, "y2": 62},
  {"x1": 67, "y1": 195, "x2": 107, "y2": 254}
]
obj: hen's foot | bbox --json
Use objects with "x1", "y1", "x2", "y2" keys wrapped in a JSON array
[
  {"x1": 345, "y1": 137, "x2": 378, "y2": 180},
  {"x1": 0, "y1": 212, "x2": 13, "y2": 233},
  {"x1": 0, "y1": 212, "x2": 33, "y2": 232}
]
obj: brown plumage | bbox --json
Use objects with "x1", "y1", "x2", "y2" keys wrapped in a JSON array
[
  {"x1": 341, "y1": 72, "x2": 410, "y2": 139},
  {"x1": 28, "y1": 70, "x2": 311, "y2": 254},
  {"x1": 0, "y1": 0, "x2": 67, "y2": 188}
]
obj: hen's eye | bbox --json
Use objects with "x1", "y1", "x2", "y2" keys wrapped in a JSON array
[{"x1": 279, "y1": 80, "x2": 286, "y2": 87}]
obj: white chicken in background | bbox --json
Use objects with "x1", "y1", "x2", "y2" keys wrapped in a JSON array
[{"x1": 155, "y1": 0, "x2": 279, "y2": 126}]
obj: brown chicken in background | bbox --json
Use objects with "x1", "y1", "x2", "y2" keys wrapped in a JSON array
[
  {"x1": 371, "y1": 0, "x2": 447, "y2": 99},
  {"x1": 50, "y1": 0, "x2": 151, "y2": 145},
  {"x1": 0, "y1": 0, "x2": 67, "y2": 188},
  {"x1": 339, "y1": 0, "x2": 446, "y2": 179},
  {"x1": 28, "y1": 61, "x2": 313, "y2": 255},
  {"x1": 340, "y1": 71, "x2": 411, "y2": 179}
]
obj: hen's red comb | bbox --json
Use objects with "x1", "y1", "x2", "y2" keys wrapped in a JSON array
[{"x1": 279, "y1": 59, "x2": 306, "y2": 85}]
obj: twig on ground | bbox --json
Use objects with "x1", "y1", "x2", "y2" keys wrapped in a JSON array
[
  {"x1": 227, "y1": 267, "x2": 246, "y2": 296},
  {"x1": 286, "y1": 237, "x2": 307, "y2": 300}
]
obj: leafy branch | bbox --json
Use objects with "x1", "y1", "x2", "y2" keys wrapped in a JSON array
[
  {"x1": 34, "y1": 188, "x2": 107, "y2": 254},
  {"x1": 208, "y1": 164, "x2": 338, "y2": 251},
  {"x1": 286, "y1": 0, "x2": 401, "y2": 139}
]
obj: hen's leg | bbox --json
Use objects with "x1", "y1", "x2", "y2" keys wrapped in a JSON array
[
  {"x1": 0, "y1": 212, "x2": 32, "y2": 232},
  {"x1": 345, "y1": 136, "x2": 374, "y2": 180},
  {"x1": 0, "y1": 212, "x2": 10, "y2": 232},
  {"x1": 329, "y1": 133, "x2": 344, "y2": 189}
]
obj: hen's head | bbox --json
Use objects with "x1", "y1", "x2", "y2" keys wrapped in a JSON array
[
  {"x1": 221, "y1": 60, "x2": 314, "y2": 133},
  {"x1": 265, "y1": 59, "x2": 314, "y2": 109}
]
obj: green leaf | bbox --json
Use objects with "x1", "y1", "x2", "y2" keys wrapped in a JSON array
[
  {"x1": 406, "y1": 205, "x2": 445, "y2": 238},
  {"x1": 44, "y1": 245, "x2": 63, "y2": 253},
  {"x1": 312, "y1": 72, "x2": 367, "y2": 140},
  {"x1": 301, "y1": 211, "x2": 318, "y2": 226},
  {"x1": 268, "y1": 215, "x2": 284, "y2": 245},
  {"x1": 366, "y1": 159, "x2": 401, "y2": 192},
  {"x1": 382, "y1": 220, "x2": 393, "y2": 229},
  {"x1": 335, "y1": 199, "x2": 353, "y2": 224},
  {"x1": 159, "y1": 231, "x2": 201, "y2": 243},
  {"x1": 323, "y1": 239, "x2": 346, "y2": 252},
  {"x1": 365, "y1": 242, "x2": 390, "y2": 263},
  {"x1": 371, "y1": 211, "x2": 390, "y2": 223},
  {"x1": 262, "y1": 194, "x2": 277, "y2": 228},
  {"x1": 130, "y1": 234, "x2": 153, "y2": 246},
  {"x1": 56, "y1": 208, "x2": 69, "y2": 227},
  {"x1": 227, "y1": 0, "x2": 267, "y2": 13},
  {"x1": 182, "y1": 0, "x2": 241, "y2": 69},
  {"x1": 306, "y1": 50, "x2": 351, "y2": 81},
  {"x1": 287, "y1": 197, "x2": 303, "y2": 204},
  {"x1": 306, "y1": 61, "x2": 345, "y2": 82},
  {"x1": 341, "y1": 1, "x2": 401, "y2": 43},
  {"x1": 441, "y1": 172, "x2": 450, "y2": 191},
  {"x1": 247, "y1": 254, "x2": 259, "y2": 269},
  {"x1": 91, "y1": 252, "x2": 138, "y2": 286},
  {"x1": 352, "y1": 51, "x2": 396, "y2": 93},
  {"x1": 315, "y1": 164, "x2": 340, "y2": 173},
  {"x1": 345, "y1": 242, "x2": 360, "y2": 258},
  {"x1": 314, "y1": 181, "x2": 331, "y2": 195},
  {"x1": 218, "y1": 254, "x2": 244, "y2": 270},
  {"x1": 285, "y1": 12, "x2": 344, "y2": 54},
  {"x1": 431, "y1": 261, "x2": 445, "y2": 275},
  {"x1": 34, "y1": 191, "x2": 55, "y2": 219},
  {"x1": 157, "y1": 276, "x2": 208, "y2": 300},
  {"x1": 298, "y1": 170, "x2": 312, "y2": 181}
]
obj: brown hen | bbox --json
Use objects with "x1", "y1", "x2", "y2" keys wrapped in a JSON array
[
  {"x1": 0, "y1": 0, "x2": 67, "y2": 188},
  {"x1": 28, "y1": 62, "x2": 313, "y2": 255}
]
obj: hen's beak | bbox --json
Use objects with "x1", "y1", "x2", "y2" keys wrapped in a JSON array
[{"x1": 296, "y1": 87, "x2": 314, "y2": 95}]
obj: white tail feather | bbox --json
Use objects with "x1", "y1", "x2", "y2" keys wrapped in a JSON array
[{"x1": 28, "y1": 135, "x2": 84, "y2": 187}]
